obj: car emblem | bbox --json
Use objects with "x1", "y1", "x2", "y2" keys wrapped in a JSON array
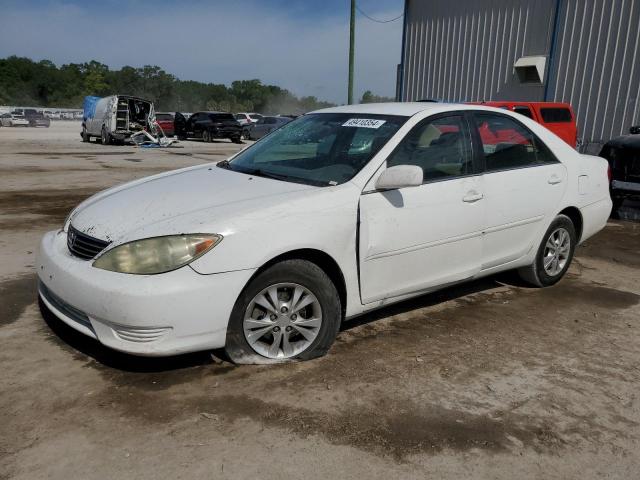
[{"x1": 69, "y1": 230, "x2": 76, "y2": 245}]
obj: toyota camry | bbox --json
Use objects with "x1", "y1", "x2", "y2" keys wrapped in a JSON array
[{"x1": 37, "y1": 103, "x2": 612, "y2": 363}]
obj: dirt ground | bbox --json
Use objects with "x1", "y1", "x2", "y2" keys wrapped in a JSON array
[{"x1": 1, "y1": 122, "x2": 639, "y2": 479}]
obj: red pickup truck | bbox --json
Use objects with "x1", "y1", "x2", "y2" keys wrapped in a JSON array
[{"x1": 469, "y1": 101, "x2": 578, "y2": 148}]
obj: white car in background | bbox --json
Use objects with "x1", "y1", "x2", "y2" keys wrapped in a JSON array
[
  {"x1": 37, "y1": 103, "x2": 611, "y2": 363},
  {"x1": 0, "y1": 113, "x2": 30, "y2": 127},
  {"x1": 235, "y1": 112, "x2": 263, "y2": 126}
]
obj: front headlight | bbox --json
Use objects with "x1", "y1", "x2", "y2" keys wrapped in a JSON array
[{"x1": 93, "y1": 234, "x2": 222, "y2": 274}]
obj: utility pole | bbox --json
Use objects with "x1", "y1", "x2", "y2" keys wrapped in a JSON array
[{"x1": 348, "y1": 0, "x2": 355, "y2": 104}]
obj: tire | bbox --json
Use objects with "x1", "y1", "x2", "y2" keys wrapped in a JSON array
[
  {"x1": 202, "y1": 130, "x2": 211, "y2": 143},
  {"x1": 225, "y1": 259, "x2": 342, "y2": 364},
  {"x1": 518, "y1": 214, "x2": 577, "y2": 287},
  {"x1": 81, "y1": 126, "x2": 89, "y2": 143},
  {"x1": 101, "y1": 126, "x2": 111, "y2": 145},
  {"x1": 611, "y1": 197, "x2": 623, "y2": 218},
  {"x1": 231, "y1": 136, "x2": 242, "y2": 144}
]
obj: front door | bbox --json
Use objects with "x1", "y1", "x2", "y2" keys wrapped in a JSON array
[{"x1": 359, "y1": 113, "x2": 485, "y2": 304}]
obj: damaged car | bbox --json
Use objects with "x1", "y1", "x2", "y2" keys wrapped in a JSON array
[
  {"x1": 38, "y1": 103, "x2": 611, "y2": 363},
  {"x1": 81, "y1": 95, "x2": 155, "y2": 145}
]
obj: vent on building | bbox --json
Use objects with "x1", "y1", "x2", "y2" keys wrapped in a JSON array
[{"x1": 514, "y1": 56, "x2": 547, "y2": 85}]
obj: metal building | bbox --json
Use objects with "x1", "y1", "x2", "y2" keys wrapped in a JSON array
[{"x1": 397, "y1": 0, "x2": 640, "y2": 153}]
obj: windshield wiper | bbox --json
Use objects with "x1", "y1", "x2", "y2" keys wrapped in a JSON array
[{"x1": 240, "y1": 168, "x2": 295, "y2": 182}]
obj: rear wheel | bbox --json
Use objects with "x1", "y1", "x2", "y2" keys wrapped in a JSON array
[
  {"x1": 231, "y1": 136, "x2": 242, "y2": 144},
  {"x1": 202, "y1": 130, "x2": 211, "y2": 142},
  {"x1": 101, "y1": 126, "x2": 110, "y2": 145},
  {"x1": 518, "y1": 214, "x2": 577, "y2": 287},
  {"x1": 81, "y1": 126, "x2": 89, "y2": 143},
  {"x1": 225, "y1": 260, "x2": 341, "y2": 364}
]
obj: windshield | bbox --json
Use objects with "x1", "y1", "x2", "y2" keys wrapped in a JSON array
[{"x1": 224, "y1": 113, "x2": 407, "y2": 186}]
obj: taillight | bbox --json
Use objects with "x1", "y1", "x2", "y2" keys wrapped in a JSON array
[{"x1": 607, "y1": 164, "x2": 612, "y2": 182}]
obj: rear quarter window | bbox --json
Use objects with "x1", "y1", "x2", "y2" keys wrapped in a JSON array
[
  {"x1": 540, "y1": 108, "x2": 572, "y2": 123},
  {"x1": 210, "y1": 114, "x2": 236, "y2": 121}
]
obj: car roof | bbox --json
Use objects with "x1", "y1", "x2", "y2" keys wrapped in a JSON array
[
  {"x1": 604, "y1": 135, "x2": 640, "y2": 149},
  {"x1": 309, "y1": 101, "x2": 520, "y2": 117}
]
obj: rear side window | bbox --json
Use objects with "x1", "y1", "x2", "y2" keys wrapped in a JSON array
[
  {"x1": 474, "y1": 113, "x2": 558, "y2": 172},
  {"x1": 540, "y1": 108, "x2": 572, "y2": 123},
  {"x1": 387, "y1": 115, "x2": 474, "y2": 181}
]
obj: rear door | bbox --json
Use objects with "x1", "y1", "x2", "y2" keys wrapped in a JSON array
[
  {"x1": 359, "y1": 113, "x2": 485, "y2": 303},
  {"x1": 472, "y1": 112, "x2": 567, "y2": 270}
]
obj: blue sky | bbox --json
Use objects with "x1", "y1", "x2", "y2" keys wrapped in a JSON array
[{"x1": 0, "y1": 0, "x2": 405, "y2": 104}]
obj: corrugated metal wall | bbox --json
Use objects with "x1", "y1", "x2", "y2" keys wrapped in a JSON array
[
  {"x1": 546, "y1": 0, "x2": 640, "y2": 152},
  {"x1": 401, "y1": 0, "x2": 556, "y2": 103},
  {"x1": 400, "y1": 0, "x2": 640, "y2": 152}
]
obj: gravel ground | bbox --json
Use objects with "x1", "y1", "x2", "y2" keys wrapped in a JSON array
[{"x1": 1, "y1": 122, "x2": 639, "y2": 479}]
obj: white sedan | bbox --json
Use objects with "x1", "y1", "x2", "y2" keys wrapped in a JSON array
[
  {"x1": 37, "y1": 103, "x2": 611, "y2": 363},
  {"x1": 0, "y1": 113, "x2": 29, "y2": 127}
]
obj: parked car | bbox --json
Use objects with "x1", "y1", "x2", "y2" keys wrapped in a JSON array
[
  {"x1": 154, "y1": 112, "x2": 175, "y2": 137},
  {"x1": 248, "y1": 116, "x2": 292, "y2": 140},
  {"x1": 23, "y1": 109, "x2": 51, "y2": 128},
  {"x1": 174, "y1": 111, "x2": 242, "y2": 143},
  {"x1": 44, "y1": 110, "x2": 61, "y2": 120},
  {"x1": 37, "y1": 103, "x2": 611, "y2": 363},
  {"x1": 599, "y1": 127, "x2": 640, "y2": 214},
  {"x1": 469, "y1": 101, "x2": 578, "y2": 148},
  {"x1": 0, "y1": 113, "x2": 29, "y2": 127},
  {"x1": 81, "y1": 95, "x2": 155, "y2": 145},
  {"x1": 235, "y1": 112, "x2": 263, "y2": 126}
]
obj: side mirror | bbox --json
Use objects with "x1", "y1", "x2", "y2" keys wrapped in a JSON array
[
  {"x1": 375, "y1": 165, "x2": 423, "y2": 190},
  {"x1": 630, "y1": 125, "x2": 640, "y2": 135}
]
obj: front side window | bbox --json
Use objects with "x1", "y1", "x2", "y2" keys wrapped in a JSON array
[
  {"x1": 387, "y1": 115, "x2": 473, "y2": 181},
  {"x1": 513, "y1": 106, "x2": 534, "y2": 119},
  {"x1": 474, "y1": 113, "x2": 557, "y2": 172},
  {"x1": 225, "y1": 113, "x2": 407, "y2": 186}
]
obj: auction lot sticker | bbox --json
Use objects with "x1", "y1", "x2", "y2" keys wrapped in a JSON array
[{"x1": 342, "y1": 118, "x2": 387, "y2": 129}]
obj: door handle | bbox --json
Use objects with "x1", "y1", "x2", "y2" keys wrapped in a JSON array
[
  {"x1": 548, "y1": 175, "x2": 562, "y2": 185},
  {"x1": 463, "y1": 191, "x2": 484, "y2": 203}
]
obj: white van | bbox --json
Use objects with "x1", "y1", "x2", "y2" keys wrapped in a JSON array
[{"x1": 82, "y1": 95, "x2": 154, "y2": 145}]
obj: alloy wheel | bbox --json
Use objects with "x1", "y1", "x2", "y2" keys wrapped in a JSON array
[
  {"x1": 243, "y1": 282, "x2": 322, "y2": 359},
  {"x1": 543, "y1": 227, "x2": 571, "y2": 276}
]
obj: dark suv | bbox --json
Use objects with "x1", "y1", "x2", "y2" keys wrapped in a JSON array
[
  {"x1": 175, "y1": 112, "x2": 242, "y2": 143},
  {"x1": 599, "y1": 126, "x2": 640, "y2": 214},
  {"x1": 22, "y1": 109, "x2": 51, "y2": 128}
]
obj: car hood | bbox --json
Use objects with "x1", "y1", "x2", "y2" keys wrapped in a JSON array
[{"x1": 69, "y1": 164, "x2": 315, "y2": 242}]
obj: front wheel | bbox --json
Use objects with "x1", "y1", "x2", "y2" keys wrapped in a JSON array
[
  {"x1": 82, "y1": 126, "x2": 89, "y2": 143},
  {"x1": 202, "y1": 130, "x2": 211, "y2": 142},
  {"x1": 225, "y1": 260, "x2": 341, "y2": 364},
  {"x1": 518, "y1": 214, "x2": 577, "y2": 287}
]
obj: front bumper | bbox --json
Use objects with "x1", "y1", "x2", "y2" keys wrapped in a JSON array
[{"x1": 37, "y1": 230, "x2": 255, "y2": 356}]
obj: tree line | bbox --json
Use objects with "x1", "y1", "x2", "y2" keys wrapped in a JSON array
[{"x1": 0, "y1": 56, "x2": 339, "y2": 114}]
